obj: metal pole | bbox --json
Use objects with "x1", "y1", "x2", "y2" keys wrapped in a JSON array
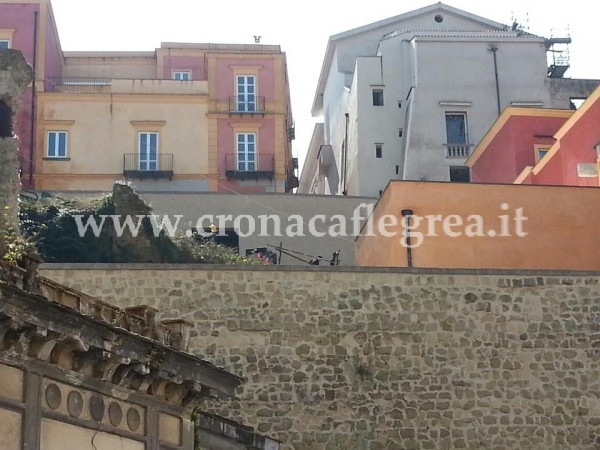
[{"x1": 401, "y1": 209, "x2": 413, "y2": 267}]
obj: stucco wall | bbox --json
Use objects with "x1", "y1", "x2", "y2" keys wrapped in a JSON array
[
  {"x1": 356, "y1": 181, "x2": 600, "y2": 271},
  {"x1": 34, "y1": 92, "x2": 209, "y2": 191},
  {"x1": 41, "y1": 264, "x2": 600, "y2": 450}
]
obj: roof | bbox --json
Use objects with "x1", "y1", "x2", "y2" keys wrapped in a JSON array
[{"x1": 311, "y1": 2, "x2": 527, "y2": 116}]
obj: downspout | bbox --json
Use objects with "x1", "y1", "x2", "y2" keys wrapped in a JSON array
[
  {"x1": 401, "y1": 209, "x2": 414, "y2": 267},
  {"x1": 342, "y1": 112, "x2": 349, "y2": 195},
  {"x1": 489, "y1": 44, "x2": 501, "y2": 116},
  {"x1": 28, "y1": 10, "x2": 38, "y2": 188}
]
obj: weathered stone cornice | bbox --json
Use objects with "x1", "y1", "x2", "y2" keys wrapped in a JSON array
[{"x1": 0, "y1": 280, "x2": 243, "y2": 409}]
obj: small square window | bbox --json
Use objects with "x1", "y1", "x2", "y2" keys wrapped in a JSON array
[
  {"x1": 375, "y1": 144, "x2": 383, "y2": 158},
  {"x1": 0, "y1": 40, "x2": 9, "y2": 49},
  {"x1": 449, "y1": 166, "x2": 470, "y2": 183},
  {"x1": 397, "y1": 101, "x2": 402, "y2": 108},
  {"x1": 372, "y1": 89, "x2": 384, "y2": 106},
  {"x1": 173, "y1": 71, "x2": 191, "y2": 81},
  {"x1": 47, "y1": 131, "x2": 67, "y2": 158},
  {"x1": 534, "y1": 145, "x2": 550, "y2": 163}
]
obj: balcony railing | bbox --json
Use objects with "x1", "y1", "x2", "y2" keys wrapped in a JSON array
[
  {"x1": 45, "y1": 77, "x2": 208, "y2": 95},
  {"x1": 228, "y1": 96, "x2": 266, "y2": 114},
  {"x1": 225, "y1": 154, "x2": 274, "y2": 180},
  {"x1": 445, "y1": 144, "x2": 473, "y2": 158},
  {"x1": 123, "y1": 153, "x2": 174, "y2": 179},
  {"x1": 46, "y1": 77, "x2": 112, "y2": 94}
]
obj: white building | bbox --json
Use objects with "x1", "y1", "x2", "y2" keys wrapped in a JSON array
[{"x1": 299, "y1": 3, "x2": 599, "y2": 197}]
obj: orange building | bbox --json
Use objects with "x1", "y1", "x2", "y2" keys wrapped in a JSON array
[
  {"x1": 468, "y1": 86, "x2": 600, "y2": 187},
  {"x1": 355, "y1": 180, "x2": 600, "y2": 270}
]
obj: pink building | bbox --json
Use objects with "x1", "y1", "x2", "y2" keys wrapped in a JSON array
[
  {"x1": 468, "y1": 85, "x2": 600, "y2": 186},
  {"x1": 1, "y1": 1, "x2": 296, "y2": 194}
]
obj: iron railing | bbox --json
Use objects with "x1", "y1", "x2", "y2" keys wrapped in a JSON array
[
  {"x1": 123, "y1": 153, "x2": 174, "y2": 179},
  {"x1": 45, "y1": 77, "x2": 112, "y2": 93},
  {"x1": 228, "y1": 96, "x2": 266, "y2": 113},
  {"x1": 225, "y1": 153, "x2": 274, "y2": 179},
  {"x1": 445, "y1": 144, "x2": 473, "y2": 158}
]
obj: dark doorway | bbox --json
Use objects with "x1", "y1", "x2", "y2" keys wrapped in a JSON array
[{"x1": 0, "y1": 100, "x2": 12, "y2": 138}]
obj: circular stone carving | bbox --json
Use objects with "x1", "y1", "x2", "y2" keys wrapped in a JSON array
[
  {"x1": 89, "y1": 395, "x2": 105, "y2": 421},
  {"x1": 126, "y1": 407, "x2": 141, "y2": 432},
  {"x1": 434, "y1": 14, "x2": 444, "y2": 23},
  {"x1": 67, "y1": 390, "x2": 84, "y2": 417},
  {"x1": 108, "y1": 402, "x2": 123, "y2": 426},
  {"x1": 45, "y1": 384, "x2": 62, "y2": 410}
]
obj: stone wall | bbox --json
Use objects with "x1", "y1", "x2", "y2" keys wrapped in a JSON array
[{"x1": 40, "y1": 264, "x2": 600, "y2": 450}]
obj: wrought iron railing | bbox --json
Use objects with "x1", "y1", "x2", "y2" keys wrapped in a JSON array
[
  {"x1": 225, "y1": 153, "x2": 274, "y2": 179},
  {"x1": 45, "y1": 77, "x2": 112, "y2": 93},
  {"x1": 123, "y1": 153, "x2": 174, "y2": 179},
  {"x1": 228, "y1": 96, "x2": 266, "y2": 113},
  {"x1": 445, "y1": 144, "x2": 473, "y2": 158}
]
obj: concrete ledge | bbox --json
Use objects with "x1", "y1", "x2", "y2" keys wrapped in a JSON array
[{"x1": 40, "y1": 262, "x2": 600, "y2": 277}]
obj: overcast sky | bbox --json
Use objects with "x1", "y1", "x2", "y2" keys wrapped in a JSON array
[{"x1": 50, "y1": 0, "x2": 599, "y2": 173}]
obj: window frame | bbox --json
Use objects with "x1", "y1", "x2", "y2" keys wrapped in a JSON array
[
  {"x1": 0, "y1": 40, "x2": 9, "y2": 49},
  {"x1": 173, "y1": 71, "x2": 191, "y2": 81},
  {"x1": 236, "y1": 75, "x2": 257, "y2": 112},
  {"x1": 46, "y1": 131, "x2": 68, "y2": 159},
  {"x1": 445, "y1": 112, "x2": 468, "y2": 144},
  {"x1": 138, "y1": 131, "x2": 159, "y2": 171},
  {"x1": 375, "y1": 143, "x2": 383, "y2": 159},
  {"x1": 372, "y1": 88, "x2": 384, "y2": 106},
  {"x1": 449, "y1": 166, "x2": 471, "y2": 183},
  {"x1": 534, "y1": 144, "x2": 550, "y2": 163},
  {"x1": 236, "y1": 132, "x2": 257, "y2": 172}
]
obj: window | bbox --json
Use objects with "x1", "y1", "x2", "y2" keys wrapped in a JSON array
[
  {"x1": 375, "y1": 144, "x2": 383, "y2": 158},
  {"x1": 237, "y1": 133, "x2": 256, "y2": 171},
  {"x1": 138, "y1": 132, "x2": 158, "y2": 171},
  {"x1": 173, "y1": 71, "x2": 191, "y2": 81},
  {"x1": 236, "y1": 75, "x2": 256, "y2": 112},
  {"x1": 398, "y1": 129, "x2": 403, "y2": 138},
  {"x1": 372, "y1": 89, "x2": 384, "y2": 106},
  {"x1": 445, "y1": 113, "x2": 468, "y2": 144},
  {"x1": 534, "y1": 145, "x2": 550, "y2": 163},
  {"x1": 0, "y1": 40, "x2": 9, "y2": 49},
  {"x1": 449, "y1": 166, "x2": 470, "y2": 183},
  {"x1": 46, "y1": 131, "x2": 67, "y2": 158}
]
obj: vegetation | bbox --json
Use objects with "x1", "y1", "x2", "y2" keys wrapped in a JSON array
[{"x1": 17, "y1": 194, "x2": 259, "y2": 265}]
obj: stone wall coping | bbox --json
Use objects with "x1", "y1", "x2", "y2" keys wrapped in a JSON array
[{"x1": 40, "y1": 263, "x2": 600, "y2": 277}]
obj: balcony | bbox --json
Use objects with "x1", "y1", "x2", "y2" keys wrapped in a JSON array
[
  {"x1": 228, "y1": 96, "x2": 266, "y2": 116},
  {"x1": 225, "y1": 154, "x2": 274, "y2": 180},
  {"x1": 445, "y1": 144, "x2": 473, "y2": 158},
  {"x1": 123, "y1": 153, "x2": 174, "y2": 179}
]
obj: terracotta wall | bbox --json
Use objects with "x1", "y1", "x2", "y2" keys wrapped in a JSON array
[{"x1": 355, "y1": 181, "x2": 600, "y2": 270}]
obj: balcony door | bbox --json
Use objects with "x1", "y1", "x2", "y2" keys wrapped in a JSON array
[
  {"x1": 139, "y1": 132, "x2": 158, "y2": 171},
  {"x1": 237, "y1": 133, "x2": 256, "y2": 171},
  {"x1": 236, "y1": 76, "x2": 256, "y2": 112}
]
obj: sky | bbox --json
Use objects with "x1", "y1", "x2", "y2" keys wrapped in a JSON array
[{"x1": 50, "y1": 0, "x2": 600, "y2": 175}]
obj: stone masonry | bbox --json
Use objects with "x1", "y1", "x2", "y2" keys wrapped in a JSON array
[
  {"x1": 40, "y1": 265, "x2": 600, "y2": 450},
  {"x1": 0, "y1": 49, "x2": 34, "y2": 254}
]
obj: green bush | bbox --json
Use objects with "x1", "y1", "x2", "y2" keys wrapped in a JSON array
[{"x1": 19, "y1": 194, "x2": 258, "y2": 265}]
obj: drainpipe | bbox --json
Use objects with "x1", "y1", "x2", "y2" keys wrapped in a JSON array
[
  {"x1": 28, "y1": 10, "x2": 38, "y2": 188},
  {"x1": 401, "y1": 209, "x2": 414, "y2": 267},
  {"x1": 342, "y1": 112, "x2": 349, "y2": 195},
  {"x1": 489, "y1": 44, "x2": 501, "y2": 116}
]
